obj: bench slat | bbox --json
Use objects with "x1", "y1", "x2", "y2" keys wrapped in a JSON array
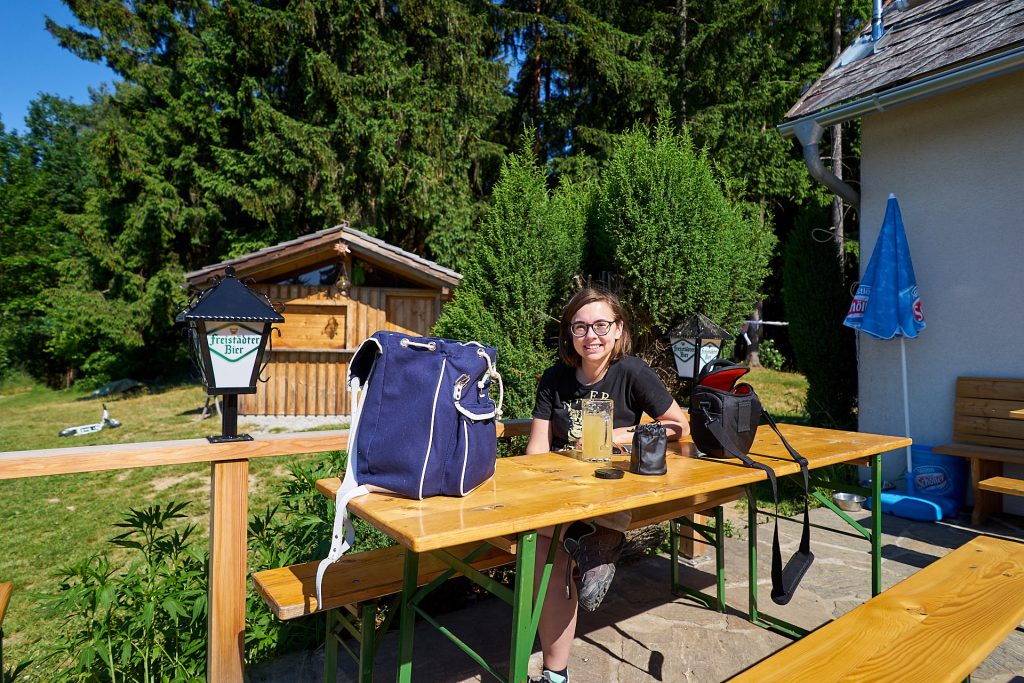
[
  {"x1": 957, "y1": 377, "x2": 1024, "y2": 402},
  {"x1": 978, "y1": 476, "x2": 1024, "y2": 497},
  {"x1": 933, "y1": 441, "x2": 1024, "y2": 464},
  {"x1": 729, "y1": 535, "x2": 1024, "y2": 683},
  {"x1": 954, "y1": 415, "x2": 1024, "y2": 446},
  {"x1": 253, "y1": 543, "x2": 514, "y2": 621},
  {"x1": 0, "y1": 581, "x2": 11, "y2": 625},
  {"x1": 954, "y1": 396, "x2": 1024, "y2": 421}
]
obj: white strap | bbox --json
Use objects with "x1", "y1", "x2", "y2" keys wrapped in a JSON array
[
  {"x1": 476, "y1": 347, "x2": 504, "y2": 419},
  {"x1": 315, "y1": 371, "x2": 372, "y2": 607}
]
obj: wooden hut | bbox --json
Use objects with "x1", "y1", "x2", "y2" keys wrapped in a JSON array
[{"x1": 184, "y1": 223, "x2": 461, "y2": 417}]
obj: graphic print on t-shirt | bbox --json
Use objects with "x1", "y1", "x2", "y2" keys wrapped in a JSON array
[{"x1": 568, "y1": 390, "x2": 611, "y2": 446}]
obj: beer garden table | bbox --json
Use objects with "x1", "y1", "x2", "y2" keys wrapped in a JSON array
[{"x1": 317, "y1": 424, "x2": 911, "y2": 682}]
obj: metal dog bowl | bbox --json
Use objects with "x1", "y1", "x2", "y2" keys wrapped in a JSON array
[{"x1": 832, "y1": 492, "x2": 866, "y2": 512}]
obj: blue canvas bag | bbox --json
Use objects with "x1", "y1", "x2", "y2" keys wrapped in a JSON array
[{"x1": 316, "y1": 331, "x2": 503, "y2": 603}]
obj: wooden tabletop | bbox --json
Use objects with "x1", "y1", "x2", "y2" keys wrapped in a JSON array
[{"x1": 318, "y1": 424, "x2": 909, "y2": 553}]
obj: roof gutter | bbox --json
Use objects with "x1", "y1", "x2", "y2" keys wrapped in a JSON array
[{"x1": 779, "y1": 45, "x2": 1024, "y2": 215}]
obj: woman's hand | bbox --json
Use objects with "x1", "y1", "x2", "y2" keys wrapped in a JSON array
[{"x1": 612, "y1": 426, "x2": 635, "y2": 445}]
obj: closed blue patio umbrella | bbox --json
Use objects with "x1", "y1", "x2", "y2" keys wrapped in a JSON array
[{"x1": 845, "y1": 194, "x2": 925, "y2": 491}]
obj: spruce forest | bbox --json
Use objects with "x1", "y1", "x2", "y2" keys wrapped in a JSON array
[{"x1": 0, "y1": 0, "x2": 869, "y2": 389}]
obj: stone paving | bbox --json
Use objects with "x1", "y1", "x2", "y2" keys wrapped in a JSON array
[{"x1": 248, "y1": 503, "x2": 1024, "y2": 682}]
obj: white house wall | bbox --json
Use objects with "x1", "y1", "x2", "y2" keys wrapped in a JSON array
[{"x1": 859, "y1": 69, "x2": 1024, "y2": 514}]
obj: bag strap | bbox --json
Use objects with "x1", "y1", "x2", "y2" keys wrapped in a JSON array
[
  {"x1": 701, "y1": 406, "x2": 814, "y2": 606},
  {"x1": 314, "y1": 339, "x2": 381, "y2": 607}
]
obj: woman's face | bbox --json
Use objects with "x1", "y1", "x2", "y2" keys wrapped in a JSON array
[{"x1": 571, "y1": 301, "x2": 622, "y2": 367}]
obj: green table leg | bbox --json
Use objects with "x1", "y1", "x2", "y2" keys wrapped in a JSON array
[
  {"x1": 396, "y1": 549, "x2": 419, "y2": 683},
  {"x1": 510, "y1": 530, "x2": 538, "y2": 683},
  {"x1": 671, "y1": 508, "x2": 727, "y2": 612},
  {"x1": 323, "y1": 609, "x2": 339, "y2": 683},
  {"x1": 871, "y1": 453, "x2": 882, "y2": 596}
]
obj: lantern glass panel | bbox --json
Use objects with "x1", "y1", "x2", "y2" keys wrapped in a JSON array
[
  {"x1": 671, "y1": 337, "x2": 725, "y2": 378},
  {"x1": 205, "y1": 321, "x2": 266, "y2": 391}
]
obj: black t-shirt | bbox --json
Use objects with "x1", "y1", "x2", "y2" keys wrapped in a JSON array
[{"x1": 532, "y1": 356, "x2": 675, "y2": 450}]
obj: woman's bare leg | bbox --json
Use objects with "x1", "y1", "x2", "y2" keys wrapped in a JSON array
[{"x1": 535, "y1": 528, "x2": 577, "y2": 671}]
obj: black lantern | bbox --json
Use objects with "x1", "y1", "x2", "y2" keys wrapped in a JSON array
[
  {"x1": 667, "y1": 313, "x2": 734, "y2": 383},
  {"x1": 176, "y1": 266, "x2": 284, "y2": 442}
]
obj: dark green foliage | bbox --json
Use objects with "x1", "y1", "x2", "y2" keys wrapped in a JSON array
[
  {"x1": 592, "y1": 119, "x2": 776, "y2": 359},
  {"x1": 679, "y1": 1, "x2": 869, "y2": 207},
  {"x1": 434, "y1": 136, "x2": 588, "y2": 419},
  {"x1": 14, "y1": 0, "x2": 507, "y2": 385},
  {"x1": 0, "y1": 97, "x2": 98, "y2": 382},
  {"x1": 493, "y1": 1, "x2": 674, "y2": 174},
  {"x1": 783, "y1": 204, "x2": 857, "y2": 427},
  {"x1": 1, "y1": 1, "x2": 867, "y2": 389}
]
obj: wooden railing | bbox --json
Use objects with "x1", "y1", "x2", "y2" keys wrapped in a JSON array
[{"x1": 0, "y1": 430, "x2": 350, "y2": 683}]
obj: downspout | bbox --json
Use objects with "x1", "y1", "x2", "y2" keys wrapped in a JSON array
[
  {"x1": 792, "y1": 120, "x2": 860, "y2": 216},
  {"x1": 872, "y1": 0, "x2": 885, "y2": 41}
]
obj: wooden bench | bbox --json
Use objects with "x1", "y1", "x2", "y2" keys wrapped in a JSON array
[
  {"x1": 0, "y1": 581, "x2": 11, "y2": 676},
  {"x1": 934, "y1": 377, "x2": 1024, "y2": 525},
  {"x1": 727, "y1": 535, "x2": 1024, "y2": 682},
  {"x1": 253, "y1": 541, "x2": 517, "y2": 681}
]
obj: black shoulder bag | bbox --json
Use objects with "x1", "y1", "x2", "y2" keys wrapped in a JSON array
[{"x1": 688, "y1": 360, "x2": 814, "y2": 606}]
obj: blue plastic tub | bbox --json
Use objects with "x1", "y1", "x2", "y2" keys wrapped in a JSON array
[{"x1": 910, "y1": 445, "x2": 968, "y2": 518}]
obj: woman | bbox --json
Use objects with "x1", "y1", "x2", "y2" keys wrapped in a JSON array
[{"x1": 526, "y1": 286, "x2": 688, "y2": 683}]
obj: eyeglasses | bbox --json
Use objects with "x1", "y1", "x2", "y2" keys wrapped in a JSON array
[{"x1": 569, "y1": 320, "x2": 617, "y2": 338}]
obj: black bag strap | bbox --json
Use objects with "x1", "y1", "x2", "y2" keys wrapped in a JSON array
[{"x1": 701, "y1": 405, "x2": 814, "y2": 606}]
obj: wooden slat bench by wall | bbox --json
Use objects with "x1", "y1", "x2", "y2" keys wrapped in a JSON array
[
  {"x1": 934, "y1": 377, "x2": 1024, "y2": 524},
  {"x1": 728, "y1": 535, "x2": 1024, "y2": 683}
]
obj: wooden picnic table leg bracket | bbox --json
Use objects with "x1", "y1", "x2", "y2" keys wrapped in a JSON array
[{"x1": 208, "y1": 459, "x2": 248, "y2": 683}]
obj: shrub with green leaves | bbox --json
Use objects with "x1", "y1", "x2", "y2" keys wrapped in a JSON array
[
  {"x1": 434, "y1": 135, "x2": 588, "y2": 420},
  {"x1": 591, "y1": 118, "x2": 776, "y2": 360},
  {"x1": 782, "y1": 204, "x2": 857, "y2": 427},
  {"x1": 40, "y1": 502, "x2": 208, "y2": 682}
]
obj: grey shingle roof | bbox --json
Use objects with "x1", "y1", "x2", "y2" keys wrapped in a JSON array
[{"x1": 785, "y1": 0, "x2": 1024, "y2": 122}]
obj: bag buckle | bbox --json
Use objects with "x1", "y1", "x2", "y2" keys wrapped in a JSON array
[{"x1": 453, "y1": 373, "x2": 471, "y2": 400}]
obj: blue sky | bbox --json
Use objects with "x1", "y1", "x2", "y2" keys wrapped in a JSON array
[{"x1": 0, "y1": 1, "x2": 118, "y2": 133}]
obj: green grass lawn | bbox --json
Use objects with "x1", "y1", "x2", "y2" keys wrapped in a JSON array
[{"x1": 0, "y1": 367, "x2": 807, "y2": 676}]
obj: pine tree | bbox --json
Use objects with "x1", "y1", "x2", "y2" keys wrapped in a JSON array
[{"x1": 783, "y1": 203, "x2": 857, "y2": 427}]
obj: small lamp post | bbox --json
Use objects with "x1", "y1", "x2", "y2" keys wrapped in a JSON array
[
  {"x1": 176, "y1": 266, "x2": 284, "y2": 442},
  {"x1": 667, "y1": 313, "x2": 734, "y2": 384}
]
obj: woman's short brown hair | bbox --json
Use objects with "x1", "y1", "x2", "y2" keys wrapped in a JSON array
[{"x1": 557, "y1": 287, "x2": 632, "y2": 367}]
